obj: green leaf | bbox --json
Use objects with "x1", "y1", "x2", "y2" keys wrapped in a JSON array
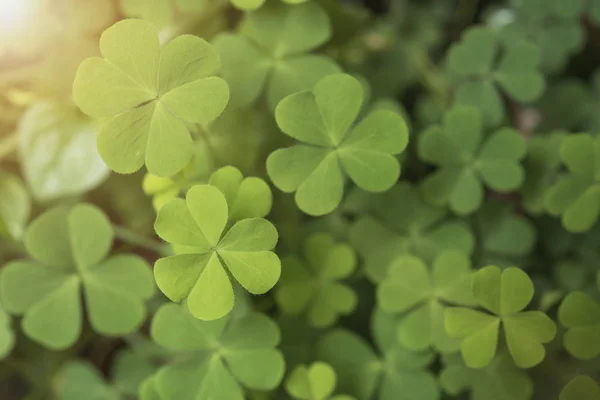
[
  {"x1": 446, "y1": 266, "x2": 556, "y2": 368},
  {"x1": 377, "y1": 251, "x2": 474, "y2": 353},
  {"x1": 0, "y1": 299, "x2": 14, "y2": 360},
  {"x1": 545, "y1": 133, "x2": 600, "y2": 232},
  {"x1": 56, "y1": 361, "x2": 120, "y2": 400},
  {"x1": 150, "y1": 303, "x2": 284, "y2": 399},
  {"x1": 558, "y1": 291, "x2": 600, "y2": 359},
  {"x1": 268, "y1": 73, "x2": 409, "y2": 216},
  {"x1": 73, "y1": 19, "x2": 229, "y2": 176},
  {"x1": 18, "y1": 101, "x2": 109, "y2": 201},
  {"x1": 286, "y1": 362, "x2": 347, "y2": 400},
  {"x1": 560, "y1": 376, "x2": 600, "y2": 400},
  {"x1": 213, "y1": 2, "x2": 340, "y2": 108},
  {"x1": 276, "y1": 233, "x2": 357, "y2": 327},
  {"x1": 0, "y1": 171, "x2": 30, "y2": 241},
  {"x1": 154, "y1": 183, "x2": 280, "y2": 320}
]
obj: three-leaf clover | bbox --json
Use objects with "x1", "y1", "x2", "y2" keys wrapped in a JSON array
[
  {"x1": 349, "y1": 182, "x2": 474, "y2": 282},
  {"x1": 153, "y1": 184, "x2": 281, "y2": 321},
  {"x1": 418, "y1": 106, "x2": 526, "y2": 215},
  {"x1": 448, "y1": 26, "x2": 545, "y2": 127},
  {"x1": 73, "y1": 19, "x2": 229, "y2": 176},
  {"x1": 275, "y1": 233, "x2": 357, "y2": 328},
  {"x1": 560, "y1": 376, "x2": 600, "y2": 400},
  {"x1": 445, "y1": 266, "x2": 556, "y2": 368},
  {"x1": 440, "y1": 351, "x2": 533, "y2": 400},
  {"x1": 286, "y1": 362, "x2": 355, "y2": 400},
  {"x1": 0, "y1": 204, "x2": 155, "y2": 350},
  {"x1": 17, "y1": 101, "x2": 109, "y2": 202},
  {"x1": 558, "y1": 291, "x2": 600, "y2": 359},
  {"x1": 317, "y1": 310, "x2": 438, "y2": 400},
  {"x1": 267, "y1": 73, "x2": 409, "y2": 216},
  {"x1": 377, "y1": 251, "x2": 475, "y2": 353},
  {"x1": 545, "y1": 133, "x2": 600, "y2": 232},
  {"x1": 148, "y1": 303, "x2": 285, "y2": 400},
  {"x1": 213, "y1": 2, "x2": 340, "y2": 109}
]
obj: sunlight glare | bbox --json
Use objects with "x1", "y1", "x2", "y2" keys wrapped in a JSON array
[{"x1": 0, "y1": 0, "x2": 29, "y2": 30}]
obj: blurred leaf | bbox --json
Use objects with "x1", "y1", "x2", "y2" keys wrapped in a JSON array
[{"x1": 0, "y1": 171, "x2": 30, "y2": 240}]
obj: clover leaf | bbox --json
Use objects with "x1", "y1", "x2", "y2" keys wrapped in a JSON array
[
  {"x1": 286, "y1": 362, "x2": 356, "y2": 400},
  {"x1": 448, "y1": 26, "x2": 545, "y2": 127},
  {"x1": 521, "y1": 132, "x2": 564, "y2": 214},
  {"x1": 0, "y1": 204, "x2": 155, "y2": 350},
  {"x1": 377, "y1": 251, "x2": 475, "y2": 353},
  {"x1": 0, "y1": 171, "x2": 30, "y2": 241},
  {"x1": 56, "y1": 362, "x2": 120, "y2": 400},
  {"x1": 440, "y1": 351, "x2": 533, "y2": 400},
  {"x1": 73, "y1": 19, "x2": 229, "y2": 176},
  {"x1": 267, "y1": 73, "x2": 409, "y2": 216},
  {"x1": 558, "y1": 291, "x2": 600, "y2": 359},
  {"x1": 213, "y1": 2, "x2": 341, "y2": 109},
  {"x1": 560, "y1": 376, "x2": 600, "y2": 400},
  {"x1": 476, "y1": 201, "x2": 536, "y2": 267},
  {"x1": 349, "y1": 182, "x2": 474, "y2": 282},
  {"x1": 418, "y1": 106, "x2": 526, "y2": 215},
  {"x1": 498, "y1": 0, "x2": 584, "y2": 75},
  {"x1": 275, "y1": 233, "x2": 357, "y2": 328},
  {"x1": 18, "y1": 101, "x2": 109, "y2": 202},
  {"x1": 153, "y1": 184, "x2": 281, "y2": 321},
  {"x1": 545, "y1": 133, "x2": 600, "y2": 232},
  {"x1": 148, "y1": 303, "x2": 285, "y2": 400},
  {"x1": 445, "y1": 266, "x2": 556, "y2": 368},
  {"x1": 0, "y1": 299, "x2": 14, "y2": 360},
  {"x1": 317, "y1": 310, "x2": 438, "y2": 400}
]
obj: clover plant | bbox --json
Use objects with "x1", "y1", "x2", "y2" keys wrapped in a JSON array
[{"x1": 1, "y1": 0, "x2": 600, "y2": 398}]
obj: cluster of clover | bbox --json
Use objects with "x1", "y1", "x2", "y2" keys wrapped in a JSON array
[{"x1": 3, "y1": 0, "x2": 600, "y2": 399}]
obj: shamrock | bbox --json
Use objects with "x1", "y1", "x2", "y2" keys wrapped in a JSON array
[
  {"x1": 0, "y1": 300, "x2": 14, "y2": 360},
  {"x1": 148, "y1": 303, "x2": 285, "y2": 400},
  {"x1": 560, "y1": 376, "x2": 600, "y2": 400},
  {"x1": 286, "y1": 362, "x2": 356, "y2": 400},
  {"x1": 213, "y1": 2, "x2": 340, "y2": 110},
  {"x1": 445, "y1": 266, "x2": 556, "y2": 368},
  {"x1": 418, "y1": 106, "x2": 526, "y2": 215},
  {"x1": 267, "y1": 73, "x2": 409, "y2": 216},
  {"x1": 275, "y1": 233, "x2": 357, "y2": 328},
  {"x1": 317, "y1": 310, "x2": 438, "y2": 400},
  {"x1": 558, "y1": 291, "x2": 600, "y2": 359},
  {"x1": 73, "y1": 19, "x2": 229, "y2": 176},
  {"x1": 0, "y1": 204, "x2": 155, "y2": 350},
  {"x1": 0, "y1": 172, "x2": 30, "y2": 241},
  {"x1": 349, "y1": 182, "x2": 474, "y2": 282},
  {"x1": 498, "y1": 0, "x2": 584, "y2": 75},
  {"x1": 377, "y1": 251, "x2": 475, "y2": 353},
  {"x1": 448, "y1": 26, "x2": 545, "y2": 127},
  {"x1": 153, "y1": 184, "x2": 281, "y2": 321},
  {"x1": 17, "y1": 101, "x2": 109, "y2": 202},
  {"x1": 119, "y1": 0, "x2": 205, "y2": 28},
  {"x1": 521, "y1": 132, "x2": 564, "y2": 214},
  {"x1": 476, "y1": 201, "x2": 536, "y2": 267},
  {"x1": 545, "y1": 133, "x2": 600, "y2": 232},
  {"x1": 440, "y1": 352, "x2": 533, "y2": 400}
]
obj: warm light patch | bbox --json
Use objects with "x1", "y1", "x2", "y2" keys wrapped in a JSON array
[{"x1": 0, "y1": 0, "x2": 30, "y2": 30}]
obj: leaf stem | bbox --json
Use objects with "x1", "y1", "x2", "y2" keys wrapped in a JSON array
[
  {"x1": 112, "y1": 225, "x2": 172, "y2": 257},
  {"x1": 0, "y1": 132, "x2": 19, "y2": 161}
]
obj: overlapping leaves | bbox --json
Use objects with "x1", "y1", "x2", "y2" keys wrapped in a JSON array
[
  {"x1": 558, "y1": 291, "x2": 600, "y2": 359},
  {"x1": 377, "y1": 251, "x2": 475, "y2": 353},
  {"x1": 213, "y1": 2, "x2": 340, "y2": 109},
  {"x1": 154, "y1": 183, "x2": 280, "y2": 320},
  {"x1": 418, "y1": 106, "x2": 526, "y2": 215},
  {"x1": 73, "y1": 19, "x2": 229, "y2": 176},
  {"x1": 545, "y1": 133, "x2": 600, "y2": 232},
  {"x1": 349, "y1": 182, "x2": 474, "y2": 282},
  {"x1": 285, "y1": 362, "x2": 355, "y2": 400},
  {"x1": 448, "y1": 26, "x2": 545, "y2": 127},
  {"x1": 276, "y1": 233, "x2": 357, "y2": 327},
  {"x1": 0, "y1": 204, "x2": 155, "y2": 349},
  {"x1": 445, "y1": 266, "x2": 556, "y2": 368},
  {"x1": 147, "y1": 303, "x2": 285, "y2": 400},
  {"x1": 267, "y1": 73, "x2": 409, "y2": 216}
]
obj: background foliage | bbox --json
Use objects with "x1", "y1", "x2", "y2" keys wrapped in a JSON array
[{"x1": 1, "y1": 0, "x2": 600, "y2": 399}]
